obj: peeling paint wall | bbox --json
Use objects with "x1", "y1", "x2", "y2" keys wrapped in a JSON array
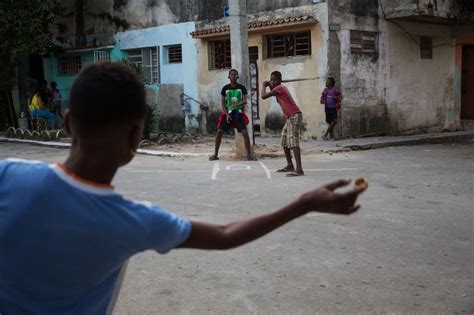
[
  {"x1": 380, "y1": 0, "x2": 466, "y2": 20},
  {"x1": 383, "y1": 22, "x2": 454, "y2": 134},
  {"x1": 329, "y1": 0, "x2": 457, "y2": 136},
  {"x1": 56, "y1": 0, "x2": 319, "y2": 36},
  {"x1": 156, "y1": 84, "x2": 185, "y2": 133}
]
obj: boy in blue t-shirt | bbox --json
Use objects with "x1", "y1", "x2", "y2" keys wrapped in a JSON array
[{"x1": 0, "y1": 62, "x2": 365, "y2": 314}]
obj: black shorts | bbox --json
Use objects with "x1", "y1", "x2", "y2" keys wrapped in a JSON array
[
  {"x1": 325, "y1": 107, "x2": 338, "y2": 124},
  {"x1": 218, "y1": 110, "x2": 247, "y2": 132}
]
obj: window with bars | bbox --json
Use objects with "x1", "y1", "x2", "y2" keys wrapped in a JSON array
[
  {"x1": 350, "y1": 30, "x2": 377, "y2": 54},
  {"x1": 58, "y1": 56, "x2": 82, "y2": 76},
  {"x1": 93, "y1": 51, "x2": 111, "y2": 62},
  {"x1": 167, "y1": 45, "x2": 182, "y2": 63},
  {"x1": 126, "y1": 47, "x2": 160, "y2": 84},
  {"x1": 420, "y1": 36, "x2": 432, "y2": 59},
  {"x1": 209, "y1": 40, "x2": 231, "y2": 70},
  {"x1": 266, "y1": 31, "x2": 311, "y2": 58}
]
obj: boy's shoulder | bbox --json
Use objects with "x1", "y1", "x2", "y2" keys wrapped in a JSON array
[
  {"x1": 1, "y1": 158, "x2": 47, "y2": 173},
  {"x1": 221, "y1": 83, "x2": 231, "y2": 93},
  {"x1": 273, "y1": 84, "x2": 288, "y2": 93},
  {"x1": 0, "y1": 159, "x2": 51, "y2": 191}
]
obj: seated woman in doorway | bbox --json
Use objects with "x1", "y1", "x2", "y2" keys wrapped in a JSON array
[{"x1": 28, "y1": 84, "x2": 57, "y2": 129}]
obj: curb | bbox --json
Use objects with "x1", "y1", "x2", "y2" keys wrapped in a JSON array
[
  {"x1": 0, "y1": 137, "x2": 209, "y2": 158},
  {"x1": 1, "y1": 131, "x2": 473, "y2": 157},
  {"x1": 334, "y1": 131, "x2": 474, "y2": 151}
]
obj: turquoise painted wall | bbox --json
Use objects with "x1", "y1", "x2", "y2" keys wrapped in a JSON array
[
  {"x1": 110, "y1": 44, "x2": 126, "y2": 61},
  {"x1": 49, "y1": 52, "x2": 97, "y2": 106},
  {"x1": 48, "y1": 48, "x2": 129, "y2": 104}
]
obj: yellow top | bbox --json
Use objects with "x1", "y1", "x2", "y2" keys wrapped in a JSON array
[{"x1": 28, "y1": 94, "x2": 43, "y2": 111}]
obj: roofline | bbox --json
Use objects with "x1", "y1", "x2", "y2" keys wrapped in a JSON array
[
  {"x1": 191, "y1": 15, "x2": 317, "y2": 39},
  {"x1": 64, "y1": 45, "x2": 115, "y2": 54}
]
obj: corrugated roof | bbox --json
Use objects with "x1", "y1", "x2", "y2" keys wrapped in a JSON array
[{"x1": 191, "y1": 15, "x2": 316, "y2": 38}]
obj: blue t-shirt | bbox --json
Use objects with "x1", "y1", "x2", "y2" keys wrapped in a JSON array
[{"x1": 0, "y1": 159, "x2": 192, "y2": 314}]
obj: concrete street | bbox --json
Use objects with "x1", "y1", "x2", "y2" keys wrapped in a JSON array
[{"x1": 0, "y1": 141, "x2": 472, "y2": 314}]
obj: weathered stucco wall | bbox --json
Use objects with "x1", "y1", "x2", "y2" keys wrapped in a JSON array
[
  {"x1": 383, "y1": 22, "x2": 454, "y2": 134},
  {"x1": 329, "y1": 1, "x2": 456, "y2": 136},
  {"x1": 258, "y1": 24, "x2": 326, "y2": 139},
  {"x1": 196, "y1": 4, "x2": 329, "y2": 138},
  {"x1": 55, "y1": 0, "x2": 324, "y2": 36},
  {"x1": 156, "y1": 84, "x2": 185, "y2": 133},
  {"x1": 380, "y1": 0, "x2": 466, "y2": 20}
]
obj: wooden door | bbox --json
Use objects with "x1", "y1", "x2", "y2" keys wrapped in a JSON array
[{"x1": 461, "y1": 46, "x2": 474, "y2": 119}]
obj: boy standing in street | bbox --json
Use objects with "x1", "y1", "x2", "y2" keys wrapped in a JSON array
[
  {"x1": 261, "y1": 71, "x2": 304, "y2": 177},
  {"x1": 320, "y1": 77, "x2": 342, "y2": 141},
  {"x1": 209, "y1": 69, "x2": 257, "y2": 161}
]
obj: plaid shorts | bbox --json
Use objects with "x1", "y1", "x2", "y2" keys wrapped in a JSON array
[{"x1": 281, "y1": 112, "x2": 302, "y2": 148}]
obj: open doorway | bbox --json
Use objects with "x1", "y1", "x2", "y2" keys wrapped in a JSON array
[
  {"x1": 29, "y1": 54, "x2": 45, "y2": 84},
  {"x1": 461, "y1": 46, "x2": 474, "y2": 120}
]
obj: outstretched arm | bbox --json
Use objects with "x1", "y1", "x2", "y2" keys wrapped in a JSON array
[{"x1": 179, "y1": 179, "x2": 365, "y2": 250}]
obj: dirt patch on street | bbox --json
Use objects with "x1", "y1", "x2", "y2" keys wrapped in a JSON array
[{"x1": 140, "y1": 136, "x2": 284, "y2": 159}]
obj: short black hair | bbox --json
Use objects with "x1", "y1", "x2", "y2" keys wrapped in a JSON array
[
  {"x1": 271, "y1": 71, "x2": 282, "y2": 81},
  {"x1": 229, "y1": 69, "x2": 239, "y2": 75},
  {"x1": 50, "y1": 81, "x2": 57, "y2": 88},
  {"x1": 69, "y1": 61, "x2": 147, "y2": 126},
  {"x1": 327, "y1": 77, "x2": 336, "y2": 85}
]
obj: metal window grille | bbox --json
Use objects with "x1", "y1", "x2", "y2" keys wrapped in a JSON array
[
  {"x1": 266, "y1": 31, "x2": 311, "y2": 58},
  {"x1": 127, "y1": 48, "x2": 159, "y2": 84},
  {"x1": 168, "y1": 45, "x2": 182, "y2": 63},
  {"x1": 350, "y1": 30, "x2": 377, "y2": 54},
  {"x1": 93, "y1": 51, "x2": 111, "y2": 62},
  {"x1": 209, "y1": 40, "x2": 231, "y2": 70},
  {"x1": 127, "y1": 49, "x2": 143, "y2": 66},
  {"x1": 58, "y1": 56, "x2": 82, "y2": 76},
  {"x1": 151, "y1": 47, "x2": 159, "y2": 83},
  {"x1": 420, "y1": 36, "x2": 433, "y2": 59}
]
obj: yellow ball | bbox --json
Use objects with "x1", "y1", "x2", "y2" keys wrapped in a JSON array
[{"x1": 354, "y1": 177, "x2": 368, "y2": 189}]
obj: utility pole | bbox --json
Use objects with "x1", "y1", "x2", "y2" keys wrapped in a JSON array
[{"x1": 229, "y1": 0, "x2": 253, "y2": 158}]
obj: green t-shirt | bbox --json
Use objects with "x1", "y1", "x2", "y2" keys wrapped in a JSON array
[{"x1": 220, "y1": 83, "x2": 248, "y2": 111}]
